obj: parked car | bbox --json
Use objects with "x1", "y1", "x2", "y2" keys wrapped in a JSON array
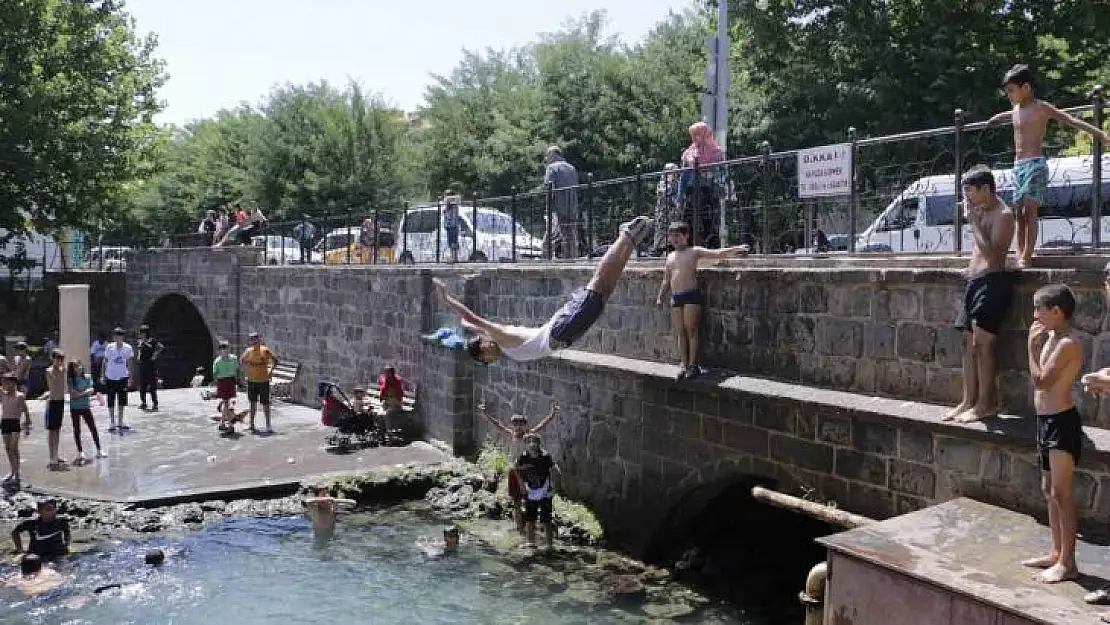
[
  {"x1": 85, "y1": 246, "x2": 131, "y2": 272},
  {"x1": 394, "y1": 205, "x2": 543, "y2": 264},
  {"x1": 315, "y1": 227, "x2": 396, "y2": 265},
  {"x1": 251, "y1": 235, "x2": 319, "y2": 265}
]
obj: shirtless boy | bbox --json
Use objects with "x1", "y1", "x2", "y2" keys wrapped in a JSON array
[
  {"x1": 0, "y1": 372, "x2": 31, "y2": 486},
  {"x1": 1020, "y1": 284, "x2": 1084, "y2": 584},
  {"x1": 987, "y1": 64, "x2": 1110, "y2": 268},
  {"x1": 435, "y1": 215, "x2": 653, "y2": 364},
  {"x1": 12, "y1": 342, "x2": 31, "y2": 394},
  {"x1": 656, "y1": 222, "x2": 750, "y2": 380},
  {"x1": 3, "y1": 554, "x2": 64, "y2": 596},
  {"x1": 44, "y1": 350, "x2": 68, "y2": 469},
  {"x1": 303, "y1": 487, "x2": 355, "y2": 539},
  {"x1": 945, "y1": 166, "x2": 1016, "y2": 423},
  {"x1": 477, "y1": 401, "x2": 558, "y2": 532}
]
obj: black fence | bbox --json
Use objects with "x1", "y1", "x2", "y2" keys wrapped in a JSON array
[{"x1": 134, "y1": 88, "x2": 1107, "y2": 263}]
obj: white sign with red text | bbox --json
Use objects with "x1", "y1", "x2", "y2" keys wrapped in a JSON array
[{"x1": 797, "y1": 143, "x2": 852, "y2": 198}]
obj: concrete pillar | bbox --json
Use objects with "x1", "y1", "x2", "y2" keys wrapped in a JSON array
[{"x1": 58, "y1": 284, "x2": 91, "y2": 369}]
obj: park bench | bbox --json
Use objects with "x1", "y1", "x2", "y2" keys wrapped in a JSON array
[{"x1": 270, "y1": 361, "x2": 301, "y2": 400}]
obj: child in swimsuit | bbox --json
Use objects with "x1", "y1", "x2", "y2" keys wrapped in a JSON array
[
  {"x1": 656, "y1": 222, "x2": 750, "y2": 380},
  {"x1": 0, "y1": 372, "x2": 30, "y2": 486}
]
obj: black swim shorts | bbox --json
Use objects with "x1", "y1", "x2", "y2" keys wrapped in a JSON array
[
  {"x1": 44, "y1": 400, "x2": 65, "y2": 431},
  {"x1": 247, "y1": 381, "x2": 271, "y2": 406},
  {"x1": 549, "y1": 287, "x2": 605, "y2": 347},
  {"x1": 0, "y1": 419, "x2": 20, "y2": 435},
  {"x1": 953, "y1": 271, "x2": 1014, "y2": 336},
  {"x1": 671, "y1": 288, "x2": 705, "y2": 308},
  {"x1": 524, "y1": 497, "x2": 553, "y2": 524},
  {"x1": 1037, "y1": 407, "x2": 1083, "y2": 471}
]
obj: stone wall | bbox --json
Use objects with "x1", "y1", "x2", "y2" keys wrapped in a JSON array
[
  {"x1": 475, "y1": 262, "x2": 1110, "y2": 424},
  {"x1": 1, "y1": 272, "x2": 125, "y2": 342}
]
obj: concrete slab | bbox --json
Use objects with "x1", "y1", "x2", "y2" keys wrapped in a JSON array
[
  {"x1": 820, "y1": 498, "x2": 1110, "y2": 625},
  {"x1": 17, "y1": 388, "x2": 449, "y2": 505}
]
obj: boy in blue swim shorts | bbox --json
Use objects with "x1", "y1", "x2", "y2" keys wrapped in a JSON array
[
  {"x1": 656, "y1": 222, "x2": 750, "y2": 380},
  {"x1": 987, "y1": 64, "x2": 1110, "y2": 268}
]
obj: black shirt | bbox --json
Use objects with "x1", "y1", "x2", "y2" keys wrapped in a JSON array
[
  {"x1": 517, "y1": 451, "x2": 554, "y2": 496},
  {"x1": 14, "y1": 516, "x2": 70, "y2": 558},
  {"x1": 136, "y1": 337, "x2": 163, "y2": 364}
]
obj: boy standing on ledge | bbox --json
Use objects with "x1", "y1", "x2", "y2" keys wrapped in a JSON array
[
  {"x1": 987, "y1": 64, "x2": 1110, "y2": 268},
  {"x1": 656, "y1": 221, "x2": 750, "y2": 380},
  {"x1": 945, "y1": 166, "x2": 1015, "y2": 424},
  {"x1": 1021, "y1": 284, "x2": 1083, "y2": 584}
]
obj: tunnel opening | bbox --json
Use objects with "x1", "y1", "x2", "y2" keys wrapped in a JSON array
[
  {"x1": 142, "y1": 294, "x2": 214, "y2": 389},
  {"x1": 644, "y1": 476, "x2": 838, "y2": 621}
]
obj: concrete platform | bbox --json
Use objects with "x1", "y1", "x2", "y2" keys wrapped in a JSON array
[
  {"x1": 17, "y1": 388, "x2": 449, "y2": 505},
  {"x1": 820, "y1": 498, "x2": 1110, "y2": 625}
]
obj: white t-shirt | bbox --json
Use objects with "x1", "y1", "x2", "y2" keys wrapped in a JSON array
[
  {"x1": 103, "y1": 342, "x2": 134, "y2": 380},
  {"x1": 499, "y1": 323, "x2": 557, "y2": 362}
]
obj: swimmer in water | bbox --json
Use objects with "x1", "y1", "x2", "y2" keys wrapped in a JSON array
[
  {"x1": 418, "y1": 525, "x2": 460, "y2": 558},
  {"x1": 303, "y1": 487, "x2": 355, "y2": 538},
  {"x1": 4, "y1": 554, "x2": 64, "y2": 596},
  {"x1": 91, "y1": 548, "x2": 168, "y2": 595}
]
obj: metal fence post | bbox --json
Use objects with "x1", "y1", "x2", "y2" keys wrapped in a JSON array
[
  {"x1": 373, "y1": 205, "x2": 380, "y2": 264},
  {"x1": 402, "y1": 201, "x2": 409, "y2": 261},
  {"x1": 692, "y1": 157, "x2": 702, "y2": 246},
  {"x1": 545, "y1": 181, "x2": 554, "y2": 260},
  {"x1": 1092, "y1": 85, "x2": 1104, "y2": 251},
  {"x1": 510, "y1": 186, "x2": 518, "y2": 262},
  {"x1": 586, "y1": 173, "x2": 595, "y2": 253},
  {"x1": 345, "y1": 208, "x2": 352, "y2": 264},
  {"x1": 953, "y1": 109, "x2": 965, "y2": 254},
  {"x1": 848, "y1": 127, "x2": 858, "y2": 254},
  {"x1": 471, "y1": 195, "x2": 479, "y2": 262},
  {"x1": 634, "y1": 164, "x2": 644, "y2": 219},
  {"x1": 760, "y1": 142, "x2": 771, "y2": 254},
  {"x1": 436, "y1": 199, "x2": 442, "y2": 264}
]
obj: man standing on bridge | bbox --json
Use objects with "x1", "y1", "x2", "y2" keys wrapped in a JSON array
[{"x1": 434, "y1": 215, "x2": 652, "y2": 364}]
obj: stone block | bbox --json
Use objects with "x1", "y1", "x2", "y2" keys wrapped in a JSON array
[
  {"x1": 1073, "y1": 289, "x2": 1105, "y2": 335},
  {"x1": 863, "y1": 323, "x2": 897, "y2": 360},
  {"x1": 995, "y1": 330, "x2": 1029, "y2": 372},
  {"x1": 722, "y1": 422, "x2": 770, "y2": 456},
  {"x1": 817, "y1": 414, "x2": 853, "y2": 446},
  {"x1": 1075, "y1": 470, "x2": 1098, "y2": 511},
  {"x1": 877, "y1": 361, "x2": 926, "y2": 399},
  {"x1": 922, "y1": 286, "x2": 962, "y2": 323},
  {"x1": 936, "y1": 436, "x2": 983, "y2": 474},
  {"x1": 768, "y1": 434, "x2": 834, "y2": 473},
  {"x1": 896, "y1": 323, "x2": 937, "y2": 362},
  {"x1": 666, "y1": 387, "x2": 696, "y2": 412},
  {"x1": 898, "y1": 428, "x2": 935, "y2": 463},
  {"x1": 777, "y1": 316, "x2": 815, "y2": 353},
  {"x1": 817, "y1": 318, "x2": 863, "y2": 358},
  {"x1": 797, "y1": 284, "x2": 828, "y2": 313},
  {"x1": 852, "y1": 420, "x2": 898, "y2": 455},
  {"x1": 846, "y1": 483, "x2": 896, "y2": 520},
  {"x1": 754, "y1": 403, "x2": 797, "y2": 434},
  {"x1": 874, "y1": 288, "x2": 921, "y2": 321},
  {"x1": 894, "y1": 494, "x2": 930, "y2": 515},
  {"x1": 888, "y1": 459, "x2": 937, "y2": 498},
  {"x1": 719, "y1": 397, "x2": 754, "y2": 424},
  {"x1": 700, "y1": 416, "x2": 724, "y2": 445},
  {"x1": 924, "y1": 367, "x2": 962, "y2": 404},
  {"x1": 834, "y1": 449, "x2": 888, "y2": 486},
  {"x1": 796, "y1": 412, "x2": 817, "y2": 440}
]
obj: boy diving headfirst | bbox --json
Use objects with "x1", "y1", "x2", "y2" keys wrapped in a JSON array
[{"x1": 434, "y1": 216, "x2": 653, "y2": 364}]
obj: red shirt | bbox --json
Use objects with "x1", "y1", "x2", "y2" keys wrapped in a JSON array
[{"x1": 379, "y1": 373, "x2": 403, "y2": 402}]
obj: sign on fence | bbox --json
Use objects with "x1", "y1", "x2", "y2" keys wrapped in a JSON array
[{"x1": 797, "y1": 143, "x2": 852, "y2": 198}]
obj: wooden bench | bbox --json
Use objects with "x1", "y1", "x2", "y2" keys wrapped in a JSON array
[
  {"x1": 270, "y1": 362, "x2": 300, "y2": 400},
  {"x1": 365, "y1": 382, "x2": 417, "y2": 416}
]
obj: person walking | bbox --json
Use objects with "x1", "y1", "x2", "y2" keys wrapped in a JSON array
[
  {"x1": 293, "y1": 215, "x2": 316, "y2": 264},
  {"x1": 135, "y1": 325, "x2": 163, "y2": 411},
  {"x1": 543, "y1": 146, "x2": 580, "y2": 259}
]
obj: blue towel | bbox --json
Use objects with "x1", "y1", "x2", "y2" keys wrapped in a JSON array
[{"x1": 428, "y1": 327, "x2": 465, "y2": 350}]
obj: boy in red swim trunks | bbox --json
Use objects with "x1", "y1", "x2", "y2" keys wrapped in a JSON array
[
  {"x1": 477, "y1": 401, "x2": 558, "y2": 533},
  {"x1": 211, "y1": 341, "x2": 240, "y2": 433}
]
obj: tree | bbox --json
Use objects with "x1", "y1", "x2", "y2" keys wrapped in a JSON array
[{"x1": 0, "y1": 0, "x2": 166, "y2": 240}]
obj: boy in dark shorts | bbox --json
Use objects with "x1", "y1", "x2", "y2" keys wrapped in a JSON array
[
  {"x1": 43, "y1": 350, "x2": 68, "y2": 469},
  {"x1": 11, "y1": 342, "x2": 30, "y2": 394},
  {"x1": 945, "y1": 166, "x2": 1016, "y2": 424},
  {"x1": 11, "y1": 498, "x2": 71, "y2": 560},
  {"x1": 516, "y1": 433, "x2": 560, "y2": 549},
  {"x1": 0, "y1": 372, "x2": 31, "y2": 486},
  {"x1": 434, "y1": 215, "x2": 653, "y2": 364},
  {"x1": 477, "y1": 402, "x2": 558, "y2": 533},
  {"x1": 987, "y1": 64, "x2": 1110, "y2": 268},
  {"x1": 443, "y1": 191, "x2": 461, "y2": 264},
  {"x1": 656, "y1": 222, "x2": 750, "y2": 380},
  {"x1": 1020, "y1": 284, "x2": 1084, "y2": 584}
]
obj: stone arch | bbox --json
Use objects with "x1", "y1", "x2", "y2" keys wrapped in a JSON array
[{"x1": 142, "y1": 293, "x2": 215, "y2": 388}]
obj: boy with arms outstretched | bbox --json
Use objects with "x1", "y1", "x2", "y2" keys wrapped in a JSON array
[
  {"x1": 945, "y1": 166, "x2": 1016, "y2": 423},
  {"x1": 1020, "y1": 284, "x2": 1084, "y2": 584},
  {"x1": 987, "y1": 64, "x2": 1110, "y2": 268},
  {"x1": 656, "y1": 222, "x2": 750, "y2": 380},
  {"x1": 477, "y1": 401, "x2": 558, "y2": 532}
]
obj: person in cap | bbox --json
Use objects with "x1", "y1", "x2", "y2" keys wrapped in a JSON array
[
  {"x1": 136, "y1": 324, "x2": 164, "y2": 411},
  {"x1": 240, "y1": 332, "x2": 278, "y2": 433},
  {"x1": 100, "y1": 327, "x2": 134, "y2": 432}
]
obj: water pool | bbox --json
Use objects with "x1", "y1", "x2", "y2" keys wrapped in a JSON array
[{"x1": 0, "y1": 507, "x2": 755, "y2": 624}]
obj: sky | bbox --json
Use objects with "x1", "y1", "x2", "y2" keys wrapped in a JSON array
[{"x1": 125, "y1": 0, "x2": 697, "y2": 126}]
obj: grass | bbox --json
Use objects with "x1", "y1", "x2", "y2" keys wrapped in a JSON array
[{"x1": 476, "y1": 441, "x2": 511, "y2": 476}]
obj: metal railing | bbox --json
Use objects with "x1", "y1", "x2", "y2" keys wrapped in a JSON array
[{"x1": 138, "y1": 88, "x2": 1108, "y2": 263}]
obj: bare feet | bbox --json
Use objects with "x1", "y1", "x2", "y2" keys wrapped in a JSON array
[
  {"x1": 955, "y1": 405, "x2": 997, "y2": 424},
  {"x1": 943, "y1": 403, "x2": 972, "y2": 422},
  {"x1": 1021, "y1": 554, "x2": 1059, "y2": 569},
  {"x1": 1035, "y1": 563, "x2": 1078, "y2": 584}
]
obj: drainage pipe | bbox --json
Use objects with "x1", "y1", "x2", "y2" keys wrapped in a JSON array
[{"x1": 799, "y1": 562, "x2": 827, "y2": 625}]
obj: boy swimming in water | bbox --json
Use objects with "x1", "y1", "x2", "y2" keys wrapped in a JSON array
[
  {"x1": 656, "y1": 221, "x2": 750, "y2": 380},
  {"x1": 434, "y1": 216, "x2": 653, "y2": 364},
  {"x1": 303, "y1": 487, "x2": 355, "y2": 538},
  {"x1": 477, "y1": 402, "x2": 558, "y2": 533},
  {"x1": 418, "y1": 525, "x2": 461, "y2": 558}
]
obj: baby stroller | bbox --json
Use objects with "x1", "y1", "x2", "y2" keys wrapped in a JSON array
[{"x1": 319, "y1": 381, "x2": 382, "y2": 451}]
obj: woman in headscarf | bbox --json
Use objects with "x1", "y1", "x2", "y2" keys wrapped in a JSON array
[
  {"x1": 653, "y1": 163, "x2": 681, "y2": 255},
  {"x1": 677, "y1": 122, "x2": 726, "y2": 247}
]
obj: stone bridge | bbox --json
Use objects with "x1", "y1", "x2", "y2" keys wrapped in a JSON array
[{"x1": 123, "y1": 248, "x2": 1110, "y2": 557}]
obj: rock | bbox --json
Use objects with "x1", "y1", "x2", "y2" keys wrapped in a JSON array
[
  {"x1": 602, "y1": 574, "x2": 645, "y2": 600},
  {"x1": 124, "y1": 511, "x2": 162, "y2": 533},
  {"x1": 176, "y1": 503, "x2": 205, "y2": 524},
  {"x1": 200, "y1": 500, "x2": 226, "y2": 513},
  {"x1": 641, "y1": 602, "x2": 697, "y2": 620}
]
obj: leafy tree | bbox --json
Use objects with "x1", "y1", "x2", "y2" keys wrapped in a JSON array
[{"x1": 0, "y1": 0, "x2": 166, "y2": 240}]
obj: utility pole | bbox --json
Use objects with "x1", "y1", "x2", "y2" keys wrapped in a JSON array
[{"x1": 701, "y1": 0, "x2": 730, "y2": 158}]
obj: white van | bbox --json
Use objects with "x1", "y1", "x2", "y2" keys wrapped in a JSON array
[
  {"x1": 856, "y1": 155, "x2": 1110, "y2": 253},
  {"x1": 85, "y1": 246, "x2": 131, "y2": 272},
  {"x1": 395, "y1": 205, "x2": 544, "y2": 263}
]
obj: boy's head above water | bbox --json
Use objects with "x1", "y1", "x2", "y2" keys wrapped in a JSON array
[
  {"x1": 1033, "y1": 284, "x2": 1076, "y2": 330},
  {"x1": 1002, "y1": 64, "x2": 1035, "y2": 105},
  {"x1": 466, "y1": 336, "x2": 502, "y2": 365},
  {"x1": 145, "y1": 549, "x2": 165, "y2": 566},
  {"x1": 443, "y1": 525, "x2": 460, "y2": 549},
  {"x1": 960, "y1": 165, "x2": 996, "y2": 207},
  {"x1": 20, "y1": 554, "x2": 41, "y2": 576},
  {"x1": 36, "y1": 498, "x2": 57, "y2": 520},
  {"x1": 667, "y1": 222, "x2": 691, "y2": 249}
]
